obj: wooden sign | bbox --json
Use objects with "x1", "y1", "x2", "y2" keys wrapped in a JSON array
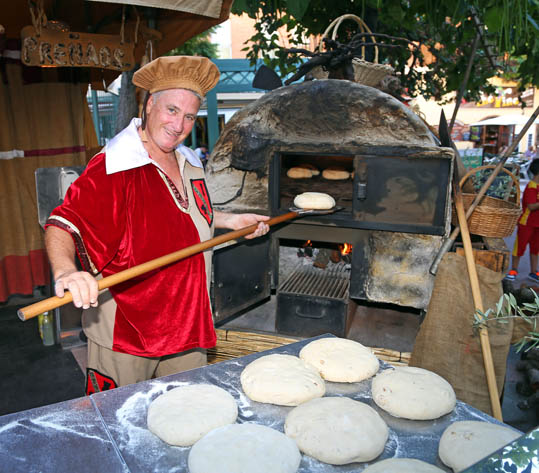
[{"x1": 21, "y1": 26, "x2": 135, "y2": 71}]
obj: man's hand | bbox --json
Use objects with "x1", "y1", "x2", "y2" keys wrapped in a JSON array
[
  {"x1": 214, "y1": 212, "x2": 270, "y2": 239},
  {"x1": 45, "y1": 226, "x2": 99, "y2": 310},
  {"x1": 54, "y1": 269, "x2": 99, "y2": 309}
]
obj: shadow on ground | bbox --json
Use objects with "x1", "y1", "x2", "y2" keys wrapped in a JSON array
[{"x1": 0, "y1": 303, "x2": 84, "y2": 416}]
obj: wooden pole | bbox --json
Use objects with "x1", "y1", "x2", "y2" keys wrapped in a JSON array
[
  {"x1": 453, "y1": 179, "x2": 503, "y2": 421},
  {"x1": 449, "y1": 33, "x2": 480, "y2": 133},
  {"x1": 18, "y1": 211, "x2": 299, "y2": 321},
  {"x1": 430, "y1": 105, "x2": 539, "y2": 275}
]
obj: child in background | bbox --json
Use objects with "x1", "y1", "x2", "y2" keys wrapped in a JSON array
[{"x1": 506, "y1": 158, "x2": 539, "y2": 282}]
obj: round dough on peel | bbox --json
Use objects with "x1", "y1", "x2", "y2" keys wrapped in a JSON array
[
  {"x1": 240, "y1": 354, "x2": 325, "y2": 406},
  {"x1": 438, "y1": 421, "x2": 521, "y2": 472},
  {"x1": 188, "y1": 423, "x2": 301, "y2": 473},
  {"x1": 371, "y1": 367, "x2": 456, "y2": 420},
  {"x1": 299, "y1": 337, "x2": 379, "y2": 382},
  {"x1": 293, "y1": 192, "x2": 336, "y2": 210},
  {"x1": 284, "y1": 397, "x2": 388, "y2": 465},
  {"x1": 147, "y1": 384, "x2": 237, "y2": 446},
  {"x1": 363, "y1": 458, "x2": 445, "y2": 472}
]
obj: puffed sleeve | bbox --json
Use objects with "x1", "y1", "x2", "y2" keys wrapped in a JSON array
[{"x1": 45, "y1": 153, "x2": 125, "y2": 274}]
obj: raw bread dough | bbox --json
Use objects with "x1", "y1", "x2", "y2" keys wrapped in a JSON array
[
  {"x1": 322, "y1": 166, "x2": 350, "y2": 180},
  {"x1": 371, "y1": 367, "x2": 456, "y2": 420},
  {"x1": 287, "y1": 167, "x2": 313, "y2": 179},
  {"x1": 299, "y1": 337, "x2": 379, "y2": 382},
  {"x1": 438, "y1": 421, "x2": 521, "y2": 472},
  {"x1": 363, "y1": 458, "x2": 445, "y2": 472},
  {"x1": 293, "y1": 192, "x2": 336, "y2": 210},
  {"x1": 188, "y1": 423, "x2": 301, "y2": 473},
  {"x1": 284, "y1": 396, "x2": 388, "y2": 465},
  {"x1": 147, "y1": 384, "x2": 237, "y2": 446},
  {"x1": 240, "y1": 354, "x2": 325, "y2": 406}
]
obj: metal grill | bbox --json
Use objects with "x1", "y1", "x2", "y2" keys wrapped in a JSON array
[{"x1": 279, "y1": 265, "x2": 349, "y2": 299}]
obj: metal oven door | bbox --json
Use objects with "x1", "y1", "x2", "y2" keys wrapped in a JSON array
[{"x1": 211, "y1": 233, "x2": 272, "y2": 323}]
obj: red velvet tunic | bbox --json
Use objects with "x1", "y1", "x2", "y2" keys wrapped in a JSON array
[{"x1": 46, "y1": 151, "x2": 216, "y2": 357}]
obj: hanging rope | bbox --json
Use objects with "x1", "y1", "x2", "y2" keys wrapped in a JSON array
[
  {"x1": 28, "y1": 0, "x2": 47, "y2": 37},
  {"x1": 119, "y1": 5, "x2": 126, "y2": 44},
  {"x1": 140, "y1": 39, "x2": 153, "y2": 68},
  {"x1": 133, "y1": 6, "x2": 140, "y2": 46}
]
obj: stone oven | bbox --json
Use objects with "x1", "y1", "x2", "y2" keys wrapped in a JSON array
[{"x1": 206, "y1": 79, "x2": 454, "y2": 335}]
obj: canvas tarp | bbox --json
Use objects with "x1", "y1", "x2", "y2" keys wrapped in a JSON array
[
  {"x1": 409, "y1": 252, "x2": 513, "y2": 417},
  {"x1": 85, "y1": 0, "x2": 224, "y2": 18},
  {"x1": 0, "y1": 60, "x2": 98, "y2": 302}
]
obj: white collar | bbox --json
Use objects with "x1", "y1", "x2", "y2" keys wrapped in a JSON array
[{"x1": 105, "y1": 117, "x2": 203, "y2": 175}]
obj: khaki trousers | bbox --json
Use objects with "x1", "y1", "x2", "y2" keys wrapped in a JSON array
[{"x1": 86, "y1": 338, "x2": 207, "y2": 391}]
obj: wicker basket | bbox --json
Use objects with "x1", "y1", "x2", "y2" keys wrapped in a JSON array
[
  {"x1": 451, "y1": 165, "x2": 522, "y2": 238},
  {"x1": 311, "y1": 14, "x2": 394, "y2": 86}
]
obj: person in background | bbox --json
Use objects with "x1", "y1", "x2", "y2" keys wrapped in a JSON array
[
  {"x1": 506, "y1": 158, "x2": 539, "y2": 282},
  {"x1": 44, "y1": 56, "x2": 270, "y2": 394},
  {"x1": 195, "y1": 144, "x2": 209, "y2": 167},
  {"x1": 524, "y1": 145, "x2": 537, "y2": 160}
]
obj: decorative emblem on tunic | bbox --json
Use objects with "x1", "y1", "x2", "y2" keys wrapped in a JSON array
[
  {"x1": 191, "y1": 179, "x2": 213, "y2": 226},
  {"x1": 85, "y1": 368, "x2": 118, "y2": 395}
]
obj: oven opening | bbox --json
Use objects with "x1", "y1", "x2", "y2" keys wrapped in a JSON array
[
  {"x1": 270, "y1": 150, "x2": 451, "y2": 235},
  {"x1": 276, "y1": 153, "x2": 355, "y2": 213},
  {"x1": 276, "y1": 238, "x2": 353, "y2": 337},
  {"x1": 297, "y1": 241, "x2": 353, "y2": 267},
  {"x1": 278, "y1": 238, "x2": 352, "y2": 284}
]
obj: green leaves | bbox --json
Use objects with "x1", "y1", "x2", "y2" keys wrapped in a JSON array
[
  {"x1": 528, "y1": 12, "x2": 539, "y2": 30},
  {"x1": 166, "y1": 27, "x2": 218, "y2": 58},
  {"x1": 230, "y1": 0, "x2": 258, "y2": 17},
  {"x1": 473, "y1": 290, "x2": 539, "y2": 352},
  {"x1": 287, "y1": 0, "x2": 311, "y2": 21},
  {"x1": 232, "y1": 0, "x2": 539, "y2": 97},
  {"x1": 484, "y1": 6, "x2": 504, "y2": 32}
]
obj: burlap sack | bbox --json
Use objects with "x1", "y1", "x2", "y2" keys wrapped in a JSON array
[
  {"x1": 409, "y1": 252, "x2": 513, "y2": 417},
  {"x1": 512, "y1": 316, "x2": 539, "y2": 344}
]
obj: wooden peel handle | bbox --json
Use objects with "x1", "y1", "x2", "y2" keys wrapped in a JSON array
[
  {"x1": 453, "y1": 182, "x2": 503, "y2": 421},
  {"x1": 18, "y1": 211, "x2": 299, "y2": 321}
]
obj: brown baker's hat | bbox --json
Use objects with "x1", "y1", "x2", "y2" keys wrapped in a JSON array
[{"x1": 132, "y1": 56, "x2": 220, "y2": 97}]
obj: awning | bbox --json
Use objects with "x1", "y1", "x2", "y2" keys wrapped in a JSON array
[
  {"x1": 86, "y1": 0, "x2": 224, "y2": 19},
  {"x1": 470, "y1": 114, "x2": 539, "y2": 126}
]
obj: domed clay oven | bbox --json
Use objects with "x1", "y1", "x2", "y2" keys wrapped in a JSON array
[{"x1": 206, "y1": 79, "x2": 454, "y2": 334}]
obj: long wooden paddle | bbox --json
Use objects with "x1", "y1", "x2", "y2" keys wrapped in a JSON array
[
  {"x1": 453, "y1": 164, "x2": 503, "y2": 421},
  {"x1": 18, "y1": 208, "x2": 340, "y2": 321},
  {"x1": 430, "y1": 105, "x2": 539, "y2": 275}
]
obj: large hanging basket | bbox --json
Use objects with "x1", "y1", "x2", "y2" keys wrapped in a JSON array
[
  {"x1": 310, "y1": 14, "x2": 394, "y2": 86},
  {"x1": 451, "y1": 165, "x2": 522, "y2": 237}
]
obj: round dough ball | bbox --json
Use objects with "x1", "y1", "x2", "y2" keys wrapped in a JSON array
[
  {"x1": 293, "y1": 192, "x2": 336, "y2": 210},
  {"x1": 322, "y1": 167, "x2": 350, "y2": 180},
  {"x1": 439, "y1": 421, "x2": 521, "y2": 472},
  {"x1": 147, "y1": 384, "x2": 237, "y2": 446},
  {"x1": 363, "y1": 458, "x2": 445, "y2": 472},
  {"x1": 188, "y1": 423, "x2": 301, "y2": 473},
  {"x1": 371, "y1": 367, "x2": 456, "y2": 420},
  {"x1": 299, "y1": 337, "x2": 379, "y2": 382},
  {"x1": 284, "y1": 396, "x2": 388, "y2": 465},
  {"x1": 240, "y1": 354, "x2": 325, "y2": 406},
  {"x1": 287, "y1": 167, "x2": 313, "y2": 179}
]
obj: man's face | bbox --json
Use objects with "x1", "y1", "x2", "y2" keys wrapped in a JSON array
[{"x1": 145, "y1": 89, "x2": 200, "y2": 153}]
